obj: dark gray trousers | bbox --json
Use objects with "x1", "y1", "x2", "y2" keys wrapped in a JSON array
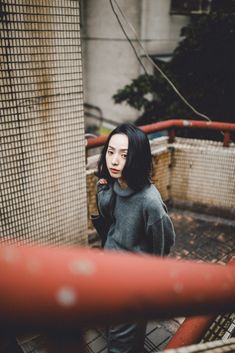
[{"x1": 107, "y1": 321, "x2": 147, "y2": 353}]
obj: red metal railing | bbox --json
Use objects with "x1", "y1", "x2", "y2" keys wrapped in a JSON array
[
  {"x1": 0, "y1": 245, "x2": 234, "y2": 333},
  {"x1": 86, "y1": 119, "x2": 235, "y2": 148},
  {"x1": 165, "y1": 257, "x2": 235, "y2": 349}
]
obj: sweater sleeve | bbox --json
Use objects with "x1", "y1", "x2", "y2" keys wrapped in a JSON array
[
  {"x1": 146, "y1": 210, "x2": 176, "y2": 256},
  {"x1": 96, "y1": 183, "x2": 115, "y2": 220}
]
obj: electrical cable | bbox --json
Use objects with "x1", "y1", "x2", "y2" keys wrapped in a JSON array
[
  {"x1": 110, "y1": 0, "x2": 212, "y2": 122},
  {"x1": 109, "y1": 0, "x2": 148, "y2": 75}
]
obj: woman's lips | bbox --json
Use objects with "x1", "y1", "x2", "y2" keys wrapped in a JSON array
[{"x1": 110, "y1": 168, "x2": 120, "y2": 174}]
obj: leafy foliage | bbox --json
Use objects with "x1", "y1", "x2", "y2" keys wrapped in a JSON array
[{"x1": 113, "y1": 1, "x2": 235, "y2": 132}]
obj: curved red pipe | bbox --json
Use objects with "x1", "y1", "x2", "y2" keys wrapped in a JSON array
[
  {"x1": 165, "y1": 257, "x2": 235, "y2": 349},
  {"x1": 0, "y1": 245, "x2": 234, "y2": 333}
]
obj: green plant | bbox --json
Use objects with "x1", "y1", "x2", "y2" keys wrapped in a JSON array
[{"x1": 113, "y1": 1, "x2": 235, "y2": 130}]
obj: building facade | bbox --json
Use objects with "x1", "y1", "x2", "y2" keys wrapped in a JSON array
[{"x1": 81, "y1": 0, "x2": 190, "y2": 128}]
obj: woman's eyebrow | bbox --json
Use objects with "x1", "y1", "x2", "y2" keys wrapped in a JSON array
[{"x1": 108, "y1": 145, "x2": 128, "y2": 152}]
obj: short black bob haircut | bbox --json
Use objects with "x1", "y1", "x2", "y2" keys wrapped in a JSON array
[{"x1": 97, "y1": 123, "x2": 152, "y2": 191}]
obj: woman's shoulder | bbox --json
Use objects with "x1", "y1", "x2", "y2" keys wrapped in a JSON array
[
  {"x1": 142, "y1": 183, "x2": 162, "y2": 200},
  {"x1": 142, "y1": 184, "x2": 165, "y2": 212}
]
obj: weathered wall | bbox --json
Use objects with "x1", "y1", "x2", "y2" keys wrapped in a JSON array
[
  {"x1": 82, "y1": 0, "x2": 141, "y2": 125},
  {"x1": 170, "y1": 138, "x2": 235, "y2": 215},
  {"x1": 82, "y1": 0, "x2": 189, "y2": 126},
  {"x1": 0, "y1": 1, "x2": 87, "y2": 245}
]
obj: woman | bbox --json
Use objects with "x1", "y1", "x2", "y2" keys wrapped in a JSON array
[{"x1": 95, "y1": 123, "x2": 175, "y2": 353}]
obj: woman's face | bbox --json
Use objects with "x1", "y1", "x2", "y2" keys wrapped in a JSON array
[{"x1": 106, "y1": 133, "x2": 128, "y2": 179}]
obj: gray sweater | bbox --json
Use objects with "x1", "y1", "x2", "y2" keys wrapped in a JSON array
[{"x1": 97, "y1": 181, "x2": 175, "y2": 256}]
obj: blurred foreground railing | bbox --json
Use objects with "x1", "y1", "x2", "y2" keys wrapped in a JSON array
[
  {"x1": 0, "y1": 245, "x2": 234, "y2": 335},
  {"x1": 165, "y1": 258, "x2": 235, "y2": 349},
  {"x1": 86, "y1": 119, "x2": 235, "y2": 148}
]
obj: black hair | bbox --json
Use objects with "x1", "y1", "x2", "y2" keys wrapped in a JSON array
[{"x1": 97, "y1": 123, "x2": 152, "y2": 191}]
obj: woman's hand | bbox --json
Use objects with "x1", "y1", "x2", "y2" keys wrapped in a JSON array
[{"x1": 98, "y1": 178, "x2": 108, "y2": 185}]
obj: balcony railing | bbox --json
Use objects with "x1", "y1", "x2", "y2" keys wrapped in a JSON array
[{"x1": 86, "y1": 119, "x2": 235, "y2": 148}]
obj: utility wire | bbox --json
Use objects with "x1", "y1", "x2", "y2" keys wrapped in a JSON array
[
  {"x1": 109, "y1": 0, "x2": 148, "y2": 75},
  {"x1": 110, "y1": 0, "x2": 212, "y2": 122}
]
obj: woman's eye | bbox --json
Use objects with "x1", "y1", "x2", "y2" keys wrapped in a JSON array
[
  {"x1": 108, "y1": 150, "x2": 113, "y2": 155},
  {"x1": 122, "y1": 154, "x2": 127, "y2": 159}
]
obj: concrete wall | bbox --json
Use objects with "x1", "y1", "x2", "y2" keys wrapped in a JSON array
[
  {"x1": 140, "y1": 0, "x2": 189, "y2": 56},
  {"x1": 82, "y1": 0, "x2": 142, "y2": 125},
  {"x1": 82, "y1": 0, "x2": 189, "y2": 126}
]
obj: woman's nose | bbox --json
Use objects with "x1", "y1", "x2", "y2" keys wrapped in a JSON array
[{"x1": 111, "y1": 154, "x2": 119, "y2": 165}]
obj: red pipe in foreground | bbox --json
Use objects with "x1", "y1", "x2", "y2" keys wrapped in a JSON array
[
  {"x1": 0, "y1": 245, "x2": 234, "y2": 334},
  {"x1": 165, "y1": 315, "x2": 215, "y2": 350},
  {"x1": 165, "y1": 257, "x2": 235, "y2": 349},
  {"x1": 86, "y1": 120, "x2": 235, "y2": 149}
]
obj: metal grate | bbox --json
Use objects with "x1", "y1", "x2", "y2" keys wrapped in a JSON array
[
  {"x1": 164, "y1": 338, "x2": 235, "y2": 353},
  {"x1": 0, "y1": 0, "x2": 87, "y2": 245},
  {"x1": 202, "y1": 313, "x2": 235, "y2": 343}
]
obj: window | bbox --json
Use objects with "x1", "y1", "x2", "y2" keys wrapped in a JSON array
[{"x1": 170, "y1": 0, "x2": 212, "y2": 15}]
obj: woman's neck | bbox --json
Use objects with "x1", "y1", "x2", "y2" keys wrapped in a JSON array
[{"x1": 118, "y1": 178, "x2": 128, "y2": 189}]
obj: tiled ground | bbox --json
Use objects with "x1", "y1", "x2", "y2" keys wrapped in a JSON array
[
  {"x1": 169, "y1": 209, "x2": 235, "y2": 264},
  {"x1": 85, "y1": 319, "x2": 183, "y2": 353},
  {"x1": 86, "y1": 208, "x2": 235, "y2": 353}
]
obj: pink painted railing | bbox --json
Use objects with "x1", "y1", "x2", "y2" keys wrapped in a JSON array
[{"x1": 86, "y1": 119, "x2": 235, "y2": 148}]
